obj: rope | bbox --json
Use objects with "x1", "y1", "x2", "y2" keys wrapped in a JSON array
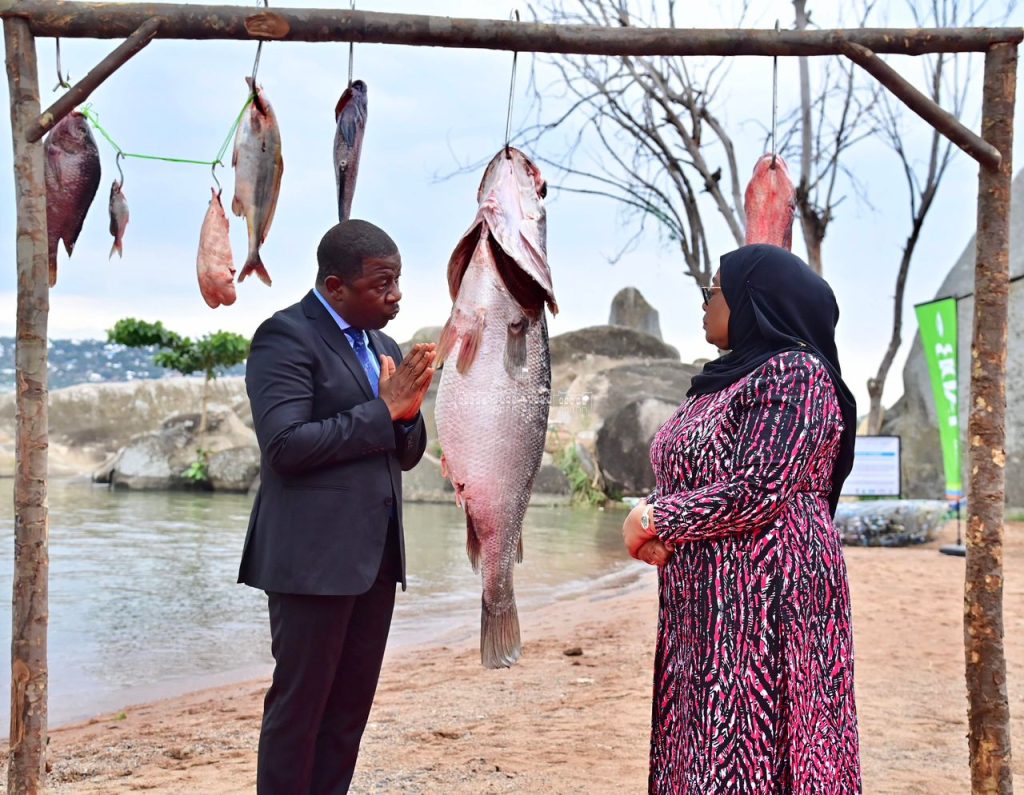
[{"x1": 79, "y1": 96, "x2": 252, "y2": 169}]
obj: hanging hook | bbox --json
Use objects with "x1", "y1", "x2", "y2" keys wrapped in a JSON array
[
  {"x1": 53, "y1": 38, "x2": 72, "y2": 91},
  {"x1": 503, "y1": 9, "x2": 521, "y2": 158},
  {"x1": 250, "y1": 0, "x2": 270, "y2": 93},
  {"x1": 211, "y1": 161, "x2": 222, "y2": 196},
  {"x1": 347, "y1": 0, "x2": 356, "y2": 88},
  {"x1": 770, "y1": 19, "x2": 779, "y2": 169},
  {"x1": 115, "y1": 151, "x2": 126, "y2": 187}
]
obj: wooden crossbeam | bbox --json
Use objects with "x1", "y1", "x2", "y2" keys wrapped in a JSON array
[
  {"x1": 0, "y1": 1, "x2": 1020, "y2": 55},
  {"x1": 27, "y1": 17, "x2": 161, "y2": 143},
  {"x1": 839, "y1": 41, "x2": 1001, "y2": 171}
]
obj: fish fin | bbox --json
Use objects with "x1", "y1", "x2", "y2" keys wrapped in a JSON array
[
  {"x1": 504, "y1": 317, "x2": 528, "y2": 378},
  {"x1": 238, "y1": 253, "x2": 272, "y2": 286},
  {"x1": 466, "y1": 512, "x2": 481, "y2": 573},
  {"x1": 231, "y1": 194, "x2": 244, "y2": 217},
  {"x1": 48, "y1": 259, "x2": 57, "y2": 288},
  {"x1": 109, "y1": 239, "x2": 122, "y2": 259},
  {"x1": 455, "y1": 309, "x2": 486, "y2": 375},
  {"x1": 435, "y1": 316, "x2": 458, "y2": 367},
  {"x1": 440, "y1": 453, "x2": 449, "y2": 478},
  {"x1": 480, "y1": 598, "x2": 521, "y2": 669},
  {"x1": 517, "y1": 534, "x2": 523, "y2": 564},
  {"x1": 337, "y1": 179, "x2": 348, "y2": 222}
]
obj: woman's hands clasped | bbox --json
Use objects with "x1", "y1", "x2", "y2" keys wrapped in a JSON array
[{"x1": 622, "y1": 499, "x2": 675, "y2": 567}]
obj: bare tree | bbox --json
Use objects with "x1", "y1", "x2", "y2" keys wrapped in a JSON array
[
  {"x1": 784, "y1": 0, "x2": 880, "y2": 273},
  {"x1": 864, "y1": 0, "x2": 1001, "y2": 435},
  {"x1": 523, "y1": 0, "x2": 752, "y2": 289}
]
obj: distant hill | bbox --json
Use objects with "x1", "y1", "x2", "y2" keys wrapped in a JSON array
[{"x1": 0, "y1": 337, "x2": 246, "y2": 392}]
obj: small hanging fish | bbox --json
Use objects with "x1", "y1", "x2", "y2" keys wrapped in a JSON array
[
  {"x1": 108, "y1": 180, "x2": 129, "y2": 259},
  {"x1": 197, "y1": 188, "x2": 237, "y2": 309},
  {"x1": 334, "y1": 79, "x2": 367, "y2": 222}
]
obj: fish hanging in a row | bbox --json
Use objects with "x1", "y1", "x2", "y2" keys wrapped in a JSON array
[
  {"x1": 435, "y1": 147, "x2": 558, "y2": 670},
  {"x1": 334, "y1": 79, "x2": 367, "y2": 222},
  {"x1": 44, "y1": 111, "x2": 102, "y2": 287},
  {"x1": 743, "y1": 153, "x2": 796, "y2": 249}
]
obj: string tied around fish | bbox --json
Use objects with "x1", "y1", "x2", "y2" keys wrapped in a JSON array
[{"x1": 503, "y1": 8, "x2": 521, "y2": 160}]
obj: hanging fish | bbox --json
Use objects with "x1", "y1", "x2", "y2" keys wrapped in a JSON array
[
  {"x1": 232, "y1": 77, "x2": 283, "y2": 286},
  {"x1": 44, "y1": 111, "x2": 101, "y2": 287},
  {"x1": 743, "y1": 153, "x2": 796, "y2": 250},
  {"x1": 334, "y1": 79, "x2": 367, "y2": 222},
  {"x1": 108, "y1": 179, "x2": 129, "y2": 259},
  {"x1": 196, "y1": 188, "x2": 237, "y2": 309},
  {"x1": 435, "y1": 147, "x2": 557, "y2": 669}
]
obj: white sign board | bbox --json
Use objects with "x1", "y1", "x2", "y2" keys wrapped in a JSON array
[{"x1": 842, "y1": 436, "x2": 901, "y2": 497}]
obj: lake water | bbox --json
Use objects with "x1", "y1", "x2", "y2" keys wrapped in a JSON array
[{"x1": 0, "y1": 479, "x2": 638, "y2": 728}]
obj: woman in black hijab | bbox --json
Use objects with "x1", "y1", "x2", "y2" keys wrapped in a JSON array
[{"x1": 623, "y1": 245, "x2": 862, "y2": 793}]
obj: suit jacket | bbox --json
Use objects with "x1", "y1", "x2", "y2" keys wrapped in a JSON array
[{"x1": 238, "y1": 290, "x2": 427, "y2": 596}]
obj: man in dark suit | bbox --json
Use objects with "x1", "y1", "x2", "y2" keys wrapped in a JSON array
[{"x1": 239, "y1": 219, "x2": 435, "y2": 794}]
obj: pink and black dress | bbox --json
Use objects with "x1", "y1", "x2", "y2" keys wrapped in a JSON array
[{"x1": 646, "y1": 245, "x2": 861, "y2": 794}]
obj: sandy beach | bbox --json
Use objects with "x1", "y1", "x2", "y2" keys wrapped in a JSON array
[{"x1": 3, "y1": 519, "x2": 1022, "y2": 794}]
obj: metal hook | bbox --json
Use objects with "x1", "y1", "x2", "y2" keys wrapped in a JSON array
[
  {"x1": 770, "y1": 19, "x2": 779, "y2": 168},
  {"x1": 211, "y1": 162, "x2": 222, "y2": 196},
  {"x1": 503, "y1": 9, "x2": 521, "y2": 153},
  {"x1": 53, "y1": 38, "x2": 72, "y2": 91},
  {"x1": 115, "y1": 152, "x2": 125, "y2": 187},
  {"x1": 347, "y1": 0, "x2": 355, "y2": 88},
  {"x1": 250, "y1": 0, "x2": 270, "y2": 92}
]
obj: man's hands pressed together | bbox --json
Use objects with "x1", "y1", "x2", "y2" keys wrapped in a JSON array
[{"x1": 379, "y1": 342, "x2": 436, "y2": 422}]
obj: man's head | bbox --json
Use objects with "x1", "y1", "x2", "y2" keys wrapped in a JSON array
[{"x1": 316, "y1": 220, "x2": 402, "y2": 330}]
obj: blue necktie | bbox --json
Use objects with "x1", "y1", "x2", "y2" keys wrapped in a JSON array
[{"x1": 344, "y1": 327, "x2": 379, "y2": 397}]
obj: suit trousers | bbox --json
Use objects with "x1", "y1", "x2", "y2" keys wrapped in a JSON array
[{"x1": 257, "y1": 521, "x2": 401, "y2": 795}]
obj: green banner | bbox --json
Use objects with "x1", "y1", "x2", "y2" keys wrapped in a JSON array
[{"x1": 915, "y1": 298, "x2": 962, "y2": 505}]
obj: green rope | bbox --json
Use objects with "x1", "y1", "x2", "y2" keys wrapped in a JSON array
[{"x1": 79, "y1": 96, "x2": 253, "y2": 169}]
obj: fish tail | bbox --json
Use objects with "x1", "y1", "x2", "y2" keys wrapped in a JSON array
[
  {"x1": 239, "y1": 252, "x2": 272, "y2": 286},
  {"x1": 456, "y1": 309, "x2": 486, "y2": 375},
  {"x1": 109, "y1": 238, "x2": 122, "y2": 260},
  {"x1": 466, "y1": 512, "x2": 481, "y2": 573},
  {"x1": 480, "y1": 598, "x2": 521, "y2": 669}
]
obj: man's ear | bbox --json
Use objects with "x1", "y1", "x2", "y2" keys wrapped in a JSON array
[{"x1": 323, "y1": 275, "x2": 345, "y2": 299}]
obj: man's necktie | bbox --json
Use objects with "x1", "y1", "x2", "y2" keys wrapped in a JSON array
[{"x1": 343, "y1": 327, "x2": 380, "y2": 397}]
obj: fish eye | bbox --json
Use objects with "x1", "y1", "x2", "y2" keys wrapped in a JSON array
[{"x1": 539, "y1": 181, "x2": 548, "y2": 199}]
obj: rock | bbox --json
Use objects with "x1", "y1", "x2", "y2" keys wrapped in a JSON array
[
  {"x1": 609, "y1": 287, "x2": 663, "y2": 340},
  {"x1": 596, "y1": 397, "x2": 679, "y2": 496},
  {"x1": 883, "y1": 168, "x2": 1024, "y2": 507},
  {"x1": 549, "y1": 325, "x2": 678, "y2": 369},
  {"x1": 0, "y1": 377, "x2": 250, "y2": 476},
  {"x1": 207, "y1": 447, "x2": 261, "y2": 493},
  {"x1": 532, "y1": 463, "x2": 571, "y2": 496},
  {"x1": 400, "y1": 326, "x2": 444, "y2": 357},
  {"x1": 834, "y1": 500, "x2": 950, "y2": 547},
  {"x1": 109, "y1": 405, "x2": 259, "y2": 492},
  {"x1": 401, "y1": 453, "x2": 454, "y2": 504}
]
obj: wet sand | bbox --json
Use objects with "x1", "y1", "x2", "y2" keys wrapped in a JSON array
[{"x1": 4, "y1": 520, "x2": 1022, "y2": 794}]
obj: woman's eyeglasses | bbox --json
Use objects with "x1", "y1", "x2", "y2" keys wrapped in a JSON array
[{"x1": 701, "y1": 286, "x2": 721, "y2": 305}]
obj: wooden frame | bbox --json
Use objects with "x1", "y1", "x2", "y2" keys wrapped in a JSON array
[{"x1": 1, "y1": 3, "x2": 1019, "y2": 792}]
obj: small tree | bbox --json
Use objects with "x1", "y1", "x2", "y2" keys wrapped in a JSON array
[{"x1": 107, "y1": 318, "x2": 250, "y2": 433}]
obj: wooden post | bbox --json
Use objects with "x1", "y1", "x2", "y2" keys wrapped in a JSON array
[
  {"x1": 965, "y1": 41, "x2": 1016, "y2": 795},
  {"x1": 3, "y1": 15, "x2": 49, "y2": 794}
]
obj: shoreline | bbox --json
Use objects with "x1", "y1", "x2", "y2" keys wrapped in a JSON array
[{"x1": 2, "y1": 521, "x2": 1022, "y2": 793}]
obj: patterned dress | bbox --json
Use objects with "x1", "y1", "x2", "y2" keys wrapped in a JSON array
[{"x1": 647, "y1": 351, "x2": 860, "y2": 794}]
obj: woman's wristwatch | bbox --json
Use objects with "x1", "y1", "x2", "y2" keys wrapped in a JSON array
[{"x1": 640, "y1": 503, "x2": 653, "y2": 531}]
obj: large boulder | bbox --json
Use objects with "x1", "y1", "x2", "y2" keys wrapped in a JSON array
[
  {"x1": 609, "y1": 287, "x2": 663, "y2": 340},
  {"x1": 0, "y1": 377, "x2": 249, "y2": 477},
  {"x1": 106, "y1": 405, "x2": 259, "y2": 492},
  {"x1": 882, "y1": 169, "x2": 1024, "y2": 506},
  {"x1": 548, "y1": 325, "x2": 680, "y2": 397},
  {"x1": 597, "y1": 398, "x2": 679, "y2": 496}
]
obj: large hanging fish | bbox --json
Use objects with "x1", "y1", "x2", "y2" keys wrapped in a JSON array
[
  {"x1": 744, "y1": 153, "x2": 796, "y2": 250},
  {"x1": 334, "y1": 79, "x2": 367, "y2": 222},
  {"x1": 435, "y1": 147, "x2": 558, "y2": 669},
  {"x1": 196, "y1": 189, "x2": 237, "y2": 309},
  {"x1": 44, "y1": 111, "x2": 101, "y2": 287},
  {"x1": 232, "y1": 77, "x2": 283, "y2": 286}
]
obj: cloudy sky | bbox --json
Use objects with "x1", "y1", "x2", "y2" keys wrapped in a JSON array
[{"x1": 1, "y1": 0, "x2": 1022, "y2": 412}]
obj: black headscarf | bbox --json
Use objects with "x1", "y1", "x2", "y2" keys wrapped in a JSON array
[{"x1": 687, "y1": 244, "x2": 857, "y2": 516}]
